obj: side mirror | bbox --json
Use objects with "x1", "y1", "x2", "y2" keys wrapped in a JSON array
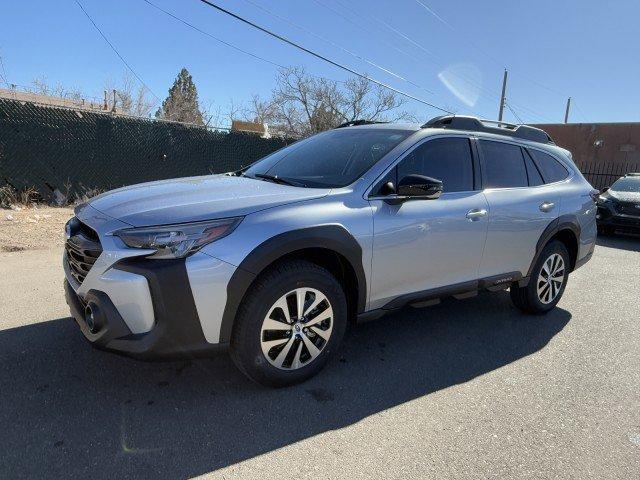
[{"x1": 396, "y1": 174, "x2": 443, "y2": 200}]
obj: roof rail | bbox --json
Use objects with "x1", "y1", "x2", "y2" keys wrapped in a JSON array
[
  {"x1": 422, "y1": 115, "x2": 554, "y2": 144},
  {"x1": 336, "y1": 119, "x2": 388, "y2": 128}
]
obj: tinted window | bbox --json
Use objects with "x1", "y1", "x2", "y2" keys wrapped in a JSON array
[
  {"x1": 528, "y1": 149, "x2": 569, "y2": 183},
  {"x1": 523, "y1": 149, "x2": 544, "y2": 186},
  {"x1": 244, "y1": 128, "x2": 411, "y2": 188},
  {"x1": 610, "y1": 176, "x2": 640, "y2": 192},
  {"x1": 397, "y1": 137, "x2": 474, "y2": 193},
  {"x1": 479, "y1": 140, "x2": 528, "y2": 188}
]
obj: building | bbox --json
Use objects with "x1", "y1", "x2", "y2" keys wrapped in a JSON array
[{"x1": 534, "y1": 122, "x2": 640, "y2": 189}]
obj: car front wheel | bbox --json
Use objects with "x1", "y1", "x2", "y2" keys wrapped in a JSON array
[{"x1": 230, "y1": 260, "x2": 347, "y2": 387}]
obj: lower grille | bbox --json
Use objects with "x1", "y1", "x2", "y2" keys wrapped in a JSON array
[
  {"x1": 615, "y1": 202, "x2": 640, "y2": 216},
  {"x1": 65, "y1": 219, "x2": 102, "y2": 284}
]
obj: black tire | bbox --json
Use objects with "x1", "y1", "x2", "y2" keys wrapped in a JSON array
[
  {"x1": 230, "y1": 260, "x2": 347, "y2": 387},
  {"x1": 510, "y1": 240, "x2": 570, "y2": 315},
  {"x1": 597, "y1": 225, "x2": 615, "y2": 236}
]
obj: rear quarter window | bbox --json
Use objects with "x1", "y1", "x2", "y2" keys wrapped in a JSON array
[{"x1": 528, "y1": 149, "x2": 569, "y2": 184}]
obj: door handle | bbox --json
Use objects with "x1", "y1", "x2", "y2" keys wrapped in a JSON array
[
  {"x1": 466, "y1": 208, "x2": 487, "y2": 220},
  {"x1": 539, "y1": 202, "x2": 555, "y2": 213}
]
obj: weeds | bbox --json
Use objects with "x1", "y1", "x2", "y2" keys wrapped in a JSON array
[
  {"x1": 0, "y1": 185, "x2": 18, "y2": 207},
  {"x1": 1, "y1": 183, "x2": 103, "y2": 208}
]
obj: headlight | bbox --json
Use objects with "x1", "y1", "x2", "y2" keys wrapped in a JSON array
[{"x1": 113, "y1": 217, "x2": 243, "y2": 259}]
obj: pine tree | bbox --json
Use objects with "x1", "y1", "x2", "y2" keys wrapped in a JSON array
[{"x1": 155, "y1": 68, "x2": 204, "y2": 125}]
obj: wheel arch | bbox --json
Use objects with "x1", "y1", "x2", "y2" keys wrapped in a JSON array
[
  {"x1": 219, "y1": 226, "x2": 367, "y2": 343},
  {"x1": 527, "y1": 215, "x2": 580, "y2": 279}
]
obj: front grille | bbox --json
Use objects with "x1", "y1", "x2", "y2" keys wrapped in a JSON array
[
  {"x1": 65, "y1": 219, "x2": 102, "y2": 285},
  {"x1": 615, "y1": 201, "x2": 640, "y2": 216}
]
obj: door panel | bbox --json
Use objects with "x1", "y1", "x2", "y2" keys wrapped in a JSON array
[
  {"x1": 369, "y1": 192, "x2": 489, "y2": 309},
  {"x1": 479, "y1": 187, "x2": 560, "y2": 277},
  {"x1": 477, "y1": 139, "x2": 560, "y2": 278}
]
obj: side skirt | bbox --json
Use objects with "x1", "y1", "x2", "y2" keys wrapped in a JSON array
[{"x1": 357, "y1": 272, "x2": 522, "y2": 323}]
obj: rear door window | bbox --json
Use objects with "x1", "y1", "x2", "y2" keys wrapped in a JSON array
[
  {"x1": 396, "y1": 137, "x2": 475, "y2": 193},
  {"x1": 527, "y1": 149, "x2": 569, "y2": 184},
  {"x1": 479, "y1": 140, "x2": 528, "y2": 189}
]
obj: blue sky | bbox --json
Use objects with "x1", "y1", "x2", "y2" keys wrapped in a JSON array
[{"x1": 1, "y1": 0, "x2": 639, "y2": 125}]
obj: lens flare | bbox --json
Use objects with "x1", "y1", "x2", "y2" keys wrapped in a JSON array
[{"x1": 438, "y1": 64, "x2": 482, "y2": 107}]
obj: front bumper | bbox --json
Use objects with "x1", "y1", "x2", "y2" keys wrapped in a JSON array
[
  {"x1": 64, "y1": 204, "x2": 234, "y2": 359},
  {"x1": 596, "y1": 205, "x2": 640, "y2": 231},
  {"x1": 64, "y1": 257, "x2": 228, "y2": 359}
]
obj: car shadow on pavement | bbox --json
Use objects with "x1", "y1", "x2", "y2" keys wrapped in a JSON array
[
  {"x1": 0, "y1": 291, "x2": 570, "y2": 479},
  {"x1": 596, "y1": 233, "x2": 640, "y2": 252}
]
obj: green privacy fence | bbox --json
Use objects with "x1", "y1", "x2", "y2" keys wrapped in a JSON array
[{"x1": 0, "y1": 98, "x2": 293, "y2": 201}]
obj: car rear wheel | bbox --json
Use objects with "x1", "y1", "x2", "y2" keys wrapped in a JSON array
[
  {"x1": 510, "y1": 240, "x2": 570, "y2": 315},
  {"x1": 230, "y1": 260, "x2": 347, "y2": 387}
]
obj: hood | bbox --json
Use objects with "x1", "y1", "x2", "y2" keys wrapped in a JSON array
[
  {"x1": 604, "y1": 189, "x2": 640, "y2": 203},
  {"x1": 87, "y1": 174, "x2": 330, "y2": 227}
]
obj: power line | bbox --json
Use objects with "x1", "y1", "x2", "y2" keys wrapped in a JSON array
[
  {"x1": 326, "y1": 0, "x2": 507, "y2": 110},
  {"x1": 143, "y1": 0, "x2": 285, "y2": 70},
  {"x1": 142, "y1": 0, "x2": 364, "y2": 96},
  {"x1": 195, "y1": 0, "x2": 453, "y2": 113},
  {"x1": 342, "y1": 1, "x2": 555, "y2": 122},
  {"x1": 74, "y1": 0, "x2": 160, "y2": 101},
  {"x1": 311, "y1": 0, "x2": 425, "y2": 65},
  {"x1": 408, "y1": 0, "x2": 571, "y2": 101},
  {"x1": 333, "y1": 0, "x2": 438, "y2": 59},
  {"x1": 505, "y1": 102, "x2": 524, "y2": 124},
  {"x1": 242, "y1": 0, "x2": 433, "y2": 95},
  {"x1": 573, "y1": 100, "x2": 590, "y2": 123},
  {"x1": 413, "y1": 0, "x2": 453, "y2": 29}
]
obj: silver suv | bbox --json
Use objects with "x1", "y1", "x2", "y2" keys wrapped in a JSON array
[{"x1": 64, "y1": 116, "x2": 597, "y2": 387}]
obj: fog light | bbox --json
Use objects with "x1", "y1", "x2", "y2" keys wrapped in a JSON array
[{"x1": 84, "y1": 303, "x2": 100, "y2": 334}]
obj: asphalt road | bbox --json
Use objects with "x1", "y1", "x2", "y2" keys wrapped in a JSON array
[{"x1": 0, "y1": 235, "x2": 638, "y2": 479}]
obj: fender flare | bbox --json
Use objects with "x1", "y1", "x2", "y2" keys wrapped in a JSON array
[
  {"x1": 525, "y1": 214, "x2": 581, "y2": 280},
  {"x1": 218, "y1": 225, "x2": 367, "y2": 343}
]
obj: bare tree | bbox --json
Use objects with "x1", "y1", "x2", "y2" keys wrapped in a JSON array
[
  {"x1": 31, "y1": 76, "x2": 84, "y2": 101},
  {"x1": 241, "y1": 94, "x2": 279, "y2": 125},
  {"x1": 105, "y1": 72, "x2": 155, "y2": 117},
  {"x1": 201, "y1": 98, "x2": 224, "y2": 128},
  {"x1": 242, "y1": 67, "x2": 416, "y2": 137}
]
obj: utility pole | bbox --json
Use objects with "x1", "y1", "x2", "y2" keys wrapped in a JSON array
[
  {"x1": 498, "y1": 69, "x2": 508, "y2": 123},
  {"x1": 564, "y1": 97, "x2": 571, "y2": 124}
]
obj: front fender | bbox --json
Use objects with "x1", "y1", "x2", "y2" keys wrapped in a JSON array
[{"x1": 217, "y1": 225, "x2": 367, "y2": 343}]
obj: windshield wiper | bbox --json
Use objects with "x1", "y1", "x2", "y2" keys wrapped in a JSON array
[{"x1": 252, "y1": 173, "x2": 303, "y2": 187}]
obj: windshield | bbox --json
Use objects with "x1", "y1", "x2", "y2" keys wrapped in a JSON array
[
  {"x1": 610, "y1": 176, "x2": 640, "y2": 193},
  {"x1": 244, "y1": 128, "x2": 412, "y2": 188}
]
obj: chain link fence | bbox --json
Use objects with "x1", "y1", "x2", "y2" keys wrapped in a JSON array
[{"x1": 0, "y1": 98, "x2": 294, "y2": 202}]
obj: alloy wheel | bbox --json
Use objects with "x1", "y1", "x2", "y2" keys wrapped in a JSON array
[
  {"x1": 260, "y1": 288, "x2": 333, "y2": 370},
  {"x1": 537, "y1": 253, "x2": 565, "y2": 304}
]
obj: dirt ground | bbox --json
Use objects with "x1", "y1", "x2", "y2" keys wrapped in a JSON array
[{"x1": 0, "y1": 206, "x2": 74, "y2": 252}]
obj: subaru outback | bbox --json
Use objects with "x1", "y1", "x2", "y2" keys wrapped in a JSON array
[{"x1": 64, "y1": 116, "x2": 597, "y2": 387}]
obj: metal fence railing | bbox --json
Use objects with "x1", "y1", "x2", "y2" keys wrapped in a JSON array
[
  {"x1": 576, "y1": 160, "x2": 640, "y2": 190},
  {"x1": 0, "y1": 98, "x2": 294, "y2": 201}
]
